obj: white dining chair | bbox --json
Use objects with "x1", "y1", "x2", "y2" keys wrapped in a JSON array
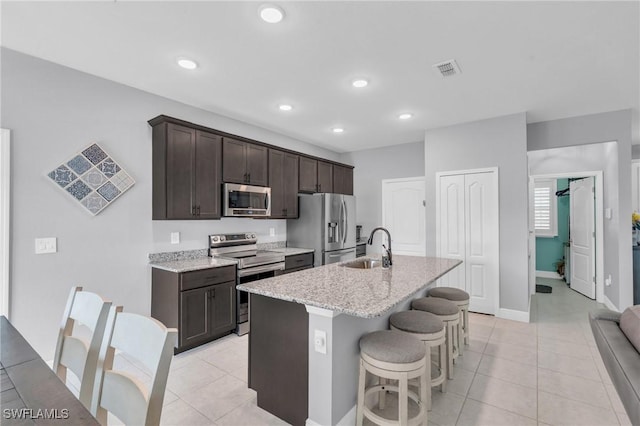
[
  {"x1": 91, "y1": 307, "x2": 177, "y2": 426},
  {"x1": 53, "y1": 286, "x2": 112, "y2": 410}
]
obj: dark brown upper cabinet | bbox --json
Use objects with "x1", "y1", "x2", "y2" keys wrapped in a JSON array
[
  {"x1": 269, "y1": 149, "x2": 299, "y2": 219},
  {"x1": 333, "y1": 164, "x2": 354, "y2": 195},
  {"x1": 299, "y1": 157, "x2": 334, "y2": 193},
  {"x1": 222, "y1": 138, "x2": 268, "y2": 186},
  {"x1": 151, "y1": 121, "x2": 222, "y2": 220}
]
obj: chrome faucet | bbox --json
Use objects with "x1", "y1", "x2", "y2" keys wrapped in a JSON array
[{"x1": 367, "y1": 227, "x2": 392, "y2": 268}]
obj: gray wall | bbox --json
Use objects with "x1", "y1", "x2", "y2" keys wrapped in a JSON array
[
  {"x1": 340, "y1": 141, "x2": 424, "y2": 252},
  {"x1": 528, "y1": 110, "x2": 634, "y2": 309},
  {"x1": 1, "y1": 48, "x2": 342, "y2": 359},
  {"x1": 424, "y1": 113, "x2": 530, "y2": 313}
]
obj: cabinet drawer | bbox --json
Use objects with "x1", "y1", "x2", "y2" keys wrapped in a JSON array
[
  {"x1": 285, "y1": 253, "x2": 314, "y2": 270},
  {"x1": 180, "y1": 266, "x2": 236, "y2": 291}
]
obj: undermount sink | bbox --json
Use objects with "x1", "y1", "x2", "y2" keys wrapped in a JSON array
[{"x1": 342, "y1": 259, "x2": 381, "y2": 269}]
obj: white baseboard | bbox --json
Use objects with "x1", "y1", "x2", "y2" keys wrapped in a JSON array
[
  {"x1": 337, "y1": 405, "x2": 356, "y2": 425},
  {"x1": 603, "y1": 295, "x2": 619, "y2": 312},
  {"x1": 497, "y1": 308, "x2": 530, "y2": 323},
  {"x1": 536, "y1": 270, "x2": 562, "y2": 279},
  {"x1": 307, "y1": 406, "x2": 356, "y2": 426}
]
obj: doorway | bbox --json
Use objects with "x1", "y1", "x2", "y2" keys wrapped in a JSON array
[
  {"x1": 0, "y1": 128, "x2": 10, "y2": 317},
  {"x1": 381, "y1": 177, "x2": 426, "y2": 256},
  {"x1": 529, "y1": 172, "x2": 604, "y2": 303}
]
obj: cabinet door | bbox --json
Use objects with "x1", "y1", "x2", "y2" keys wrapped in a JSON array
[
  {"x1": 247, "y1": 143, "x2": 269, "y2": 186},
  {"x1": 333, "y1": 165, "x2": 353, "y2": 195},
  {"x1": 179, "y1": 286, "x2": 211, "y2": 348},
  {"x1": 283, "y1": 153, "x2": 299, "y2": 217},
  {"x1": 299, "y1": 157, "x2": 318, "y2": 193},
  {"x1": 317, "y1": 161, "x2": 333, "y2": 193},
  {"x1": 195, "y1": 131, "x2": 222, "y2": 219},
  {"x1": 166, "y1": 124, "x2": 195, "y2": 219},
  {"x1": 210, "y1": 281, "x2": 236, "y2": 337},
  {"x1": 269, "y1": 149, "x2": 286, "y2": 218},
  {"x1": 222, "y1": 138, "x2": 247, "y2": 184}
]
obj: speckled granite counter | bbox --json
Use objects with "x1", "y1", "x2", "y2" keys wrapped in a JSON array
[
  {"x1": 271, "y1": 247, "x2": 315, "y2": 256},
  {"x1": 237, "y1": 255, "x2": 461, "y2": 318},
  {"x1": 149, "y1": 257, "x2": 237, "y2": 273}
]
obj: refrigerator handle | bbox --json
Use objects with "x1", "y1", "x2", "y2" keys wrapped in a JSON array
[{"x1": 342, "y1": 200, "x2": 348, "y2": 244}]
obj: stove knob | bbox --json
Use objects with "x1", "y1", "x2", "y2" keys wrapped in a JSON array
[
  {"x1": 220, "y1": 236, "x2": 226, "y2": 242},
  {"x1": 251, "y1": 233, "x2": 256, "y2": 239},
  {"x1": 212, "y1": 236, "x2": 219, "y2": 242}
]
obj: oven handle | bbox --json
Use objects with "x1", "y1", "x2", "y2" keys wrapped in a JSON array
[{"x1": 237, "y1": 262, "x2": 285, "y2": 277}]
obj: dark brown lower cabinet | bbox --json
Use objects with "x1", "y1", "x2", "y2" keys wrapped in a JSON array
[
  {"x1": 280, "y1": 252, "x2": 314, "y2": 274},
  {"x1": 249, "y1": 294, "x2": 308, "y2": 426},
  {"x1": 152, "y1": 266, "x2": 236, "y2": 353}
]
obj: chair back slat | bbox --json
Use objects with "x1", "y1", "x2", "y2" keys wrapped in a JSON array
[
  {"x1": 70, "y1": 291, "x2": 110, "y2": 331},
  {"x1": 110, "y1": 313, "x2": 167, "y2": 374},
  {"x1": 99, "y1": 370, "x2": 148, "y2": 426},
  {"x1": 59, "y1": 335, "x2": 89, "y2": 380}
]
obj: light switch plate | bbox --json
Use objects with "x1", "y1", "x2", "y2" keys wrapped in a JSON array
[
  {"x1": 170, "y1": 232, "x2": 180, "y2": 244},
  {"x1": 35, "y1": 237, "x2": 57, "y2": 254},
  {"x1": 269, "y1": 227, "x2": 276, "y2": 237}
]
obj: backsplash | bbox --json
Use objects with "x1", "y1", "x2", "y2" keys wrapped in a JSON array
[{"x1": 149, "y1": 241, "x2": 286, "y2": 263}]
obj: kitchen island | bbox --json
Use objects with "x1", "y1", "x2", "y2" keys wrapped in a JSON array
[{"x1": 237, "y1": 255, "x2": 461, "y2": 426}]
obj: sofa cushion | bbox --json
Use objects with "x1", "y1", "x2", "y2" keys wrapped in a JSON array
[{"x1": 620, "y1": 305, "x2": 640, "y2": 353}]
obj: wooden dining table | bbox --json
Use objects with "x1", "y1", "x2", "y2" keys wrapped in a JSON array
[{"x1": 0, "y1": 316, "x2": 100, "y2": 425}]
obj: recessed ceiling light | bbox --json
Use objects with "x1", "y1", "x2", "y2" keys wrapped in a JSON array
[
  {"x1": 332, "y1": 127, "x2": 344, "y2": 134},
  {"x1": 177, "y1": 58, "x2": 198, "y2": 70},
  {"x1": 398, "y1": 113, "x2": 413, "y2": 120},
  {"x1": 352, "y1": 79, "x2": 369, "y2": 88},
  {"x1": 259, "y1": 4, "x2": 285, "y2": 23},
  {"x1": 279, "y1": 104, "x2": 293, "y2": 111}
]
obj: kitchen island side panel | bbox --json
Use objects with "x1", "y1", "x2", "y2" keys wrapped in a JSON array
[{"x1": 249, "y1": 294, "x2": 309, "y2": 426}]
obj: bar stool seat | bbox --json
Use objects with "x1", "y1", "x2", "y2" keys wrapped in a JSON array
[
  {"x1": 390, "y1": 311, "x2": 447, "y2": 409},
  {"x1": 412, "y1": 297, "x2": 460, "y2": 379},
  {"x1": 428, "y1": 287, "x2": 471, "y2": 349},
  {"x1": 356, "y1": 330, "x2": 428, "y2": 426}
]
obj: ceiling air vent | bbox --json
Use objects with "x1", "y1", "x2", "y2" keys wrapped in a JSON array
[{"x1": 433, "y1": 59, "x2": 461, "y2": 77}]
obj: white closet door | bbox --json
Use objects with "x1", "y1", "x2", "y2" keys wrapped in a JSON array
[
  {"x1": 382, "y1": 178, "x2": 426, "y2": 256},
  {"x1": 437, "y1": 174, "x2": 466, "y2": 289},
  {"x1": 464, "y1": 172, "x2": 498, "y2": 314},
  {"x1": 437, "y1": 170, "x2": 499, "y2": 315}
]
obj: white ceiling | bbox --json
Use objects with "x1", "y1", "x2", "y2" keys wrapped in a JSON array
[{"x1": 2, "y1": 1, "x2": 638, "y2": 153}]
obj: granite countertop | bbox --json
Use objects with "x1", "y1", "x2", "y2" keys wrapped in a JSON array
[
  {"x1": 237, "y1": 255, "x2": 462, "y2": 318},
  {"x1": 271, "y1": 247, "x2": 315, "y2": 256},
  {"x1": 149, "y1": 257, "x2": 238, "y2": 273}
]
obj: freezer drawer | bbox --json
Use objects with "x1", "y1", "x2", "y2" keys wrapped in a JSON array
[{"x1": 323, "y1": 248, "x2": 356, "y2": 265}]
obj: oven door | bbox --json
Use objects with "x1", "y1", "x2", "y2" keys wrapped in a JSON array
[
  {"x1": 224, "y1": 183, "x2": 271, "y2": 217},
  {"x1": 236, "y1": 262, "x2": 285, "y2": 335}
]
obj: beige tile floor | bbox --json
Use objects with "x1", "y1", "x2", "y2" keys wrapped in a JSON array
[{"x1": 66, "y1": 277, "x2": 631, "y2": 425}]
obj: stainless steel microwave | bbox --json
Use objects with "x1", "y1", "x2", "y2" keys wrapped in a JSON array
[{"x1": 223, "y1": 183, "x2": 271, "y2": 217}]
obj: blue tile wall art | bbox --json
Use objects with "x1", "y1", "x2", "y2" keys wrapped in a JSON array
[{"x1": 48, "y1": 143, "x2": 135, "y2": 215}]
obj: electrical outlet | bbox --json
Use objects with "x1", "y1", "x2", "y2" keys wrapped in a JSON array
[
  {"x1": 171, "y1": 232, "x2": 180, "y2": 244},
  {"x1": 314, "y1": 329, "x2": 327, "y2": 354},
  {"x1": 35, "y1": 237, "x2": 57, "y2": 254},
  {"x1": 605, "y1": 274, "x2": 612, "y2": 286},
  {"x1": 269, "y1": 227, "x2": 276, "y2": 237}
]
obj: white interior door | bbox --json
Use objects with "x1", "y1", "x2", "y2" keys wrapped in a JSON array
[
  {"x1": 528, "y1": 176, "x2": 536, "y2": 296},
  {"x1": 382, "y1": 177, "x2": 426, "y2": 256},
  {"x1": 464, "y1": 172, "x2": 499, "y2": 314},
  {"x1": 437, "y1": 171, "x2": 499, "y2": 314},
  {"x1": 570, "y1": 177, "x2": 595, "y2": 299},
  {"x1": 437, "y1": 175, "x2": 465, "y2": 288},
  {"x1": 632, "y1": 160, "x2": 640, "y2": 213}
]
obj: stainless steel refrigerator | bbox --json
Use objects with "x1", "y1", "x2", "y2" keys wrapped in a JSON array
[{"x1": 287, "y1": 193, "x2": 356, "y2": 266}]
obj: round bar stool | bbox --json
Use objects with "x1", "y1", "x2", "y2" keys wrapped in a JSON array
[
  {"x1": 411, "y1": 297, "x2": 460, "y2": 380},
  {"x1": 389, "y1": 311, "x2": 447, "y2": 410},
  {"x1": 356, "y1": 330, "x2": 428, "y2": 426},
  {"x1": 428, "y1": 287, "x2": 470, "y2": 350}
]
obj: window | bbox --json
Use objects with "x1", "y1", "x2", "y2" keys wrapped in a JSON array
[{"x1": 534, "y1": 178, "x2": 557, "y2": 237}]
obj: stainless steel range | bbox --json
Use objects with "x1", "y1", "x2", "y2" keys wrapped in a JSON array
[{"x1": 208, "y1": 232, "x2": 284, "y2": 335}]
